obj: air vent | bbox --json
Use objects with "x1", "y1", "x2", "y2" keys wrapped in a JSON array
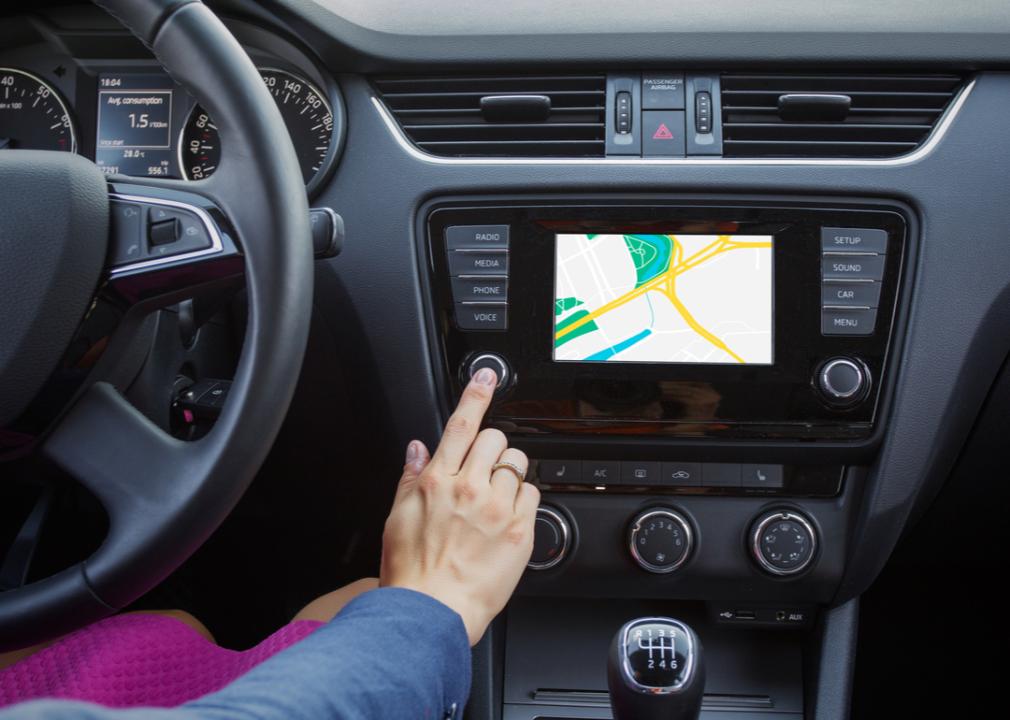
[
  {"x1": 721, "y1": 73, "x2": 964, "y2": 158},
  {"x1": 373, "y1": 75, "x2": 606, "y2": 158}
]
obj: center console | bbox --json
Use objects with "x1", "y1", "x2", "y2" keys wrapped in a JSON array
[{"x1": 418, "y1": 196, "x2": 913, "y2": 719}]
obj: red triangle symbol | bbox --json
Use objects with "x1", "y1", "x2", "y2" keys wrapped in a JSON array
[{"x1": 652, "y1": 123, "x2": 674, "y2": 140}]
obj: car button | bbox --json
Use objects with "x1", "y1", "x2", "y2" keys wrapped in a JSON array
[
  {"x1": 454, "y1": 303, "x2": 507, "y2": 331},
  {"x1": 821, "y1": 281, "x2": 881, "y2": 308},
  {"x1": 822, "y1": 308, "x2": 877, "y2": 336},
  {"x1": 620, "y1": 461, "x2": 660, "y2": 486},
  {"x1": 446, "y1": 224, "x2": 509, "y2": 250},
  {"x1": 659, "y1": 462, "x2": 702, "y2": 487},
  {"x1": 821, "y1": 254, "x2": 885, "y2": 281},
  {"x1": 741, "y1": 464, "x2": 784, "y2": 489},
  {"x1": 820, "y1": 227, "x2": 888, "y2": 254},
  {"x1": 583, "y1": 461, "x2": 620, "y2": 486},
  {"x1": 448, "y1": 251, "x2": 509, "y2": 276}
]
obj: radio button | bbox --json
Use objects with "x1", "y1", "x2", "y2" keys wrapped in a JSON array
[
  {"x1": 659, "y1": 462, "x2": 702, "y2": 487},
  {"x1": 821, "y1": 308, "x2": 877, "y2": 336},
  {"x1": 446, "y1": 224, "x2": 509, "y2": 250},
  {"x1": 741, "y1": 464, "x2": 784, "y2": 489},
  {"x1": 621, "y1": 461, "x2": 660, "y2": 486},
  {"x1": 538, "y1": 460, "x2": 583, "y2": 485},
  {"x1": 448, "y1": 251, "x2": 509, "y2": 276},
  {"x1": 820, "y1": 227, "x2": 888, "y2": 254},
  {"x1": 702, "y1": 463, "x2": 742, "y2": 488},
  {"x1": 583, "y1": 461, "x2": 620, "y2": 486},
  {"x1": 821, "y1": 281, "x2": 881, "y2": 308},
  {"x1": 451, "y1": 277, "x2": 508, "y2": 303},
  {"x1": 455, "y1": 303, "x2": 508, "y2": 331},
  {"x1": 821, "y1": 254, "x2": 885, "y2": 281}
]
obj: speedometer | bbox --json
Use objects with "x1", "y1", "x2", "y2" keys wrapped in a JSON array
[
  {"x1": 0, "y1": 68, "x2": 76, "y2": 152},
  {"x1": 179, "y1": 68, "x2": 333, "y2": 185}
]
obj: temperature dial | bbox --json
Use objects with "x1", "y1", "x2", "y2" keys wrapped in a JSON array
[
  {"x1": 750, "y1": 509, "x2": 818, "y2": 576},
  {"x1": 628, "y1": 508, "x2": 694, "y2": 574}
]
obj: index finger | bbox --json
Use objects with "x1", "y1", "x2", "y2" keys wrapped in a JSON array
[{"x1": 431, "y1": 367, "x2": 498, "y2": 473}]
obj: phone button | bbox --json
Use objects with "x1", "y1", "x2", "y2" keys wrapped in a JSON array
[{"x1": 537, "y1": 460, "x2": 583, "y2": 485}]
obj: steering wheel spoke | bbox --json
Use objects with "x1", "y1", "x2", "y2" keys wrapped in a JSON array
[{"x1": 103, "y1": 179, "x2": 244, "y2": 308}]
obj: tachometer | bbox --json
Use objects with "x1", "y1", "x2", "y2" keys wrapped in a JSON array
[
  {"x1": 179, "y1": 68, "x2": 333, "y2": 185},
  {"x1": 0, "y1": 68, "x2": 76, "y2": 152}
]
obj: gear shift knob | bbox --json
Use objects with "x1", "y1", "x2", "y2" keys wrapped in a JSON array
[{"x1": 607, "y1": 617, "x2": 705, "y2": 720}]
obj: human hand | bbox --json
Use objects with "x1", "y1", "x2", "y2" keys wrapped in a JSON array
[{"x1": 379, "y1": 367, "x2": 540, "y2": 646}]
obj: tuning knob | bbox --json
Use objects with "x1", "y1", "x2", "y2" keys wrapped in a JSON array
[
  {"x1": 815, "y1": 357, "x2": 870, "y2": 407},
  {"x1": 461, "y1": 351, "x2": 512, "y2": 392}
]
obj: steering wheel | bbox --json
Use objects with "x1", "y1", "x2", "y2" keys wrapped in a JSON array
[{"x1": 0, "y1": 0, "x2": 312, "y2": 649}]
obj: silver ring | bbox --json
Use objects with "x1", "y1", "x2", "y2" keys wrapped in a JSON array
[{"x1": 491, "y1": 460, "x2": 526, "y2": 483}]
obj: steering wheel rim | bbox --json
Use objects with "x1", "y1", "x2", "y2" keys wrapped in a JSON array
[{"x1": 0, "y1": 0, "x2": 313, "y2": 649}]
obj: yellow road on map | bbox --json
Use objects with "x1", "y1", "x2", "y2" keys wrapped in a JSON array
[{"x1": 554, "y1": 234, "x2": 772, "y2": 363}]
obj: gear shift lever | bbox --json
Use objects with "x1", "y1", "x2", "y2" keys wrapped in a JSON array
[{"x1": 607, "y1": 617, "x2": 705, "y2": 720}]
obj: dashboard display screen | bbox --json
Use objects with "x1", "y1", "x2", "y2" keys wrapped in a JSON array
[
  {"x1": 95, "y1": 74, "x2": 175, "y2": 177},
  {"x1": 553, "y1": 233, "x2": 774, "y2": 364}
]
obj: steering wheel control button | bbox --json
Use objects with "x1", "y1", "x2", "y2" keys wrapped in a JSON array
[
  {"x1": 702, "y1": 462, "x2": 742, "y2": 488},
  {"x1": 751, "y1": 510, "x2": 818, "y2": 576},
  {"x1": 446, "y1": 224, "x2": 509, "y2": 251},
  {"x1": 583, "y1": 460, "x2": 620, "y2": 486},
  {"x1": 821, "y1": 227, "x2": 888, "y2": 254},
  {"x1": 538, "y1": 460, "x2": 583, "y2": 485},
  {"x1": 659, "y1": 462, "x2": 702, "y2": 487},
  {"x1": 821, "y1": 281, "x2": 881, "y2": 308},
  {"x1": 821, "y1": 307, "x2": 878, "y2": 336},
  {"x1": 621, "y1": 461, "x2": 660, "y2": 486},
  {"x1": 109, "y1": 201, "x2": 145, "y2": 265},
  {"x1": 741, "y1": 464, "x2": 784, "y2": 489},
  {"x1": 629, "y1": 508, "x2": 693, "y2": 574},
  {"x1": 309, "y1": 208, "x2": 344, "y2": 258},
  {"x1": 451, "y1": 277, "x2": 508, "y2": 303},
  {"x1": 528, "y1": 506, "x2": 571, "y2": 570},
  {"x1": 463, "y1": 352, "x2": 511, "y2": 391},
  {"x1": 816, "y1": 357, "x2": 871, "y2": 407},
  {"x1": 447, "y1": 250, "x2": 509, "y2": 276}
]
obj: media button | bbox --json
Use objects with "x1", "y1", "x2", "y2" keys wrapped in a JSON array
[
  {"x1": 448, "y1": 250, "x2": 509, "y2": 276},
  {"x1": 741, "y1": 464, "x2": 784, "y2": 489},
  {"x1": 659, "y1": 462, "x2": 702, "y2": 487},
  {"x1": 446, "y1": 224, "x2": 510, "y2": 251},
  {"x1": 821, "y1": 308, "x2": 877, "y2": 336},
  {"x1": 451, "y1": 277, "x2": 508, "y2": 303},
  {"x1": 583, "y1": 461, "x2": 620, "y2": 486},
  {"x1": 821, "y1": 254, "x2": 885, "y2": 281},
  {"x1": 820, "y1": 227, "x2": 888, "y2": 254},
  {"x1": 821, "y1": 281, "x2": 881, "y2": 308},
  {"x1": 455, "y1": 303, "x2": 507, "y2": 331},
  {"x1": 702, "y1": 463, "x2": 742, "y2": 488},
  {"x1": 621, "y1": 461, "x2": 660, "y2": 486},
  {"x1": 538, "y1": 460, "x2": 583, "y2": 485}
]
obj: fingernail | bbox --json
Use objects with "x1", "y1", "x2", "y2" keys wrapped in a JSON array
[
  {"x1": 406, "y1": 440, "x2": 421, "y2": 463},
  {"x1": 473, "y1": 367, "x2": 497, "y2": 386}
]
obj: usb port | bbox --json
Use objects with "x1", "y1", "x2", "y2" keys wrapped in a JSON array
[{"x1": 734, "y1": 610, "x2": 756, "y2": 621}]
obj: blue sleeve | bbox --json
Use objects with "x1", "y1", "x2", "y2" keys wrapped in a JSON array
[{"x1": 0, "y1": 588, "x2": 470, "y2": 720}]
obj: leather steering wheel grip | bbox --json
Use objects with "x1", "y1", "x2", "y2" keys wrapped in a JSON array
[{"x1": 0, "y1": 0, "x2": 313, "y2": 649}]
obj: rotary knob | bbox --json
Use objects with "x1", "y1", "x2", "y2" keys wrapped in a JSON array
[
  {"x1": 750, "y1": 509, "x2": 818, "y2": 576},
  {"x1": 628, "y1": 508, "x2": 694, "y2": 574},
  {"x1": 461, "y1": 352, "x2": 512, "y2": 391},
  {"x1": 528, "y1": 506, "x2": 571, "y2": 570},
  {"x1": 816, "y1": 357, "x2": 870, "y2": 407}
]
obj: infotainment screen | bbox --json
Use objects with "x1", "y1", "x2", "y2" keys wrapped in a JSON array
[{"x1": 553, "y1": 233, "x2": 774, "y2": 364}]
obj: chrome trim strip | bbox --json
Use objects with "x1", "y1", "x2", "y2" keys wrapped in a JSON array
[
  {"x1": 372, "y1": 78, "x2": 974, "y2": 167},
  {"x1": 108, "y1": 193, "x2": 224, "y2": 276}
]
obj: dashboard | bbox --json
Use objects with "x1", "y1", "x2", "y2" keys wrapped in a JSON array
[{"x1": 4, "y1": 1, "x2": 1010, "y2": 719}]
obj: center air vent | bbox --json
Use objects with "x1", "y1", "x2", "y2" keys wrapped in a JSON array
[
  {"x1": 721, "y1": 73, "x2": 964, "y2": 158},
  {"x1": 373, "y1": 75, "x2": 606, "y2": 158}
]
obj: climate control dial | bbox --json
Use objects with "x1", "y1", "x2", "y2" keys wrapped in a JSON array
[
  {"x1": 628, "y1": 508, "x2": 694, "y2": 574},
  {"x1": 750, "y1": 509, "x2": 818, "y2": 576}
]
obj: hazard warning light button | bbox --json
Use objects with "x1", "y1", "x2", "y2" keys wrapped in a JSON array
[{"x1": 642, "y1": 110, "x2": 686, "y2": 157}]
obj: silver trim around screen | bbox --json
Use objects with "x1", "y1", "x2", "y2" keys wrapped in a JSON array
[
  {"x1": 372, "y1": 78, "x2": 974, "y2": 167},
  {"x1": 108, "y1": 193, "x2": 225, "y2": 276}
]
